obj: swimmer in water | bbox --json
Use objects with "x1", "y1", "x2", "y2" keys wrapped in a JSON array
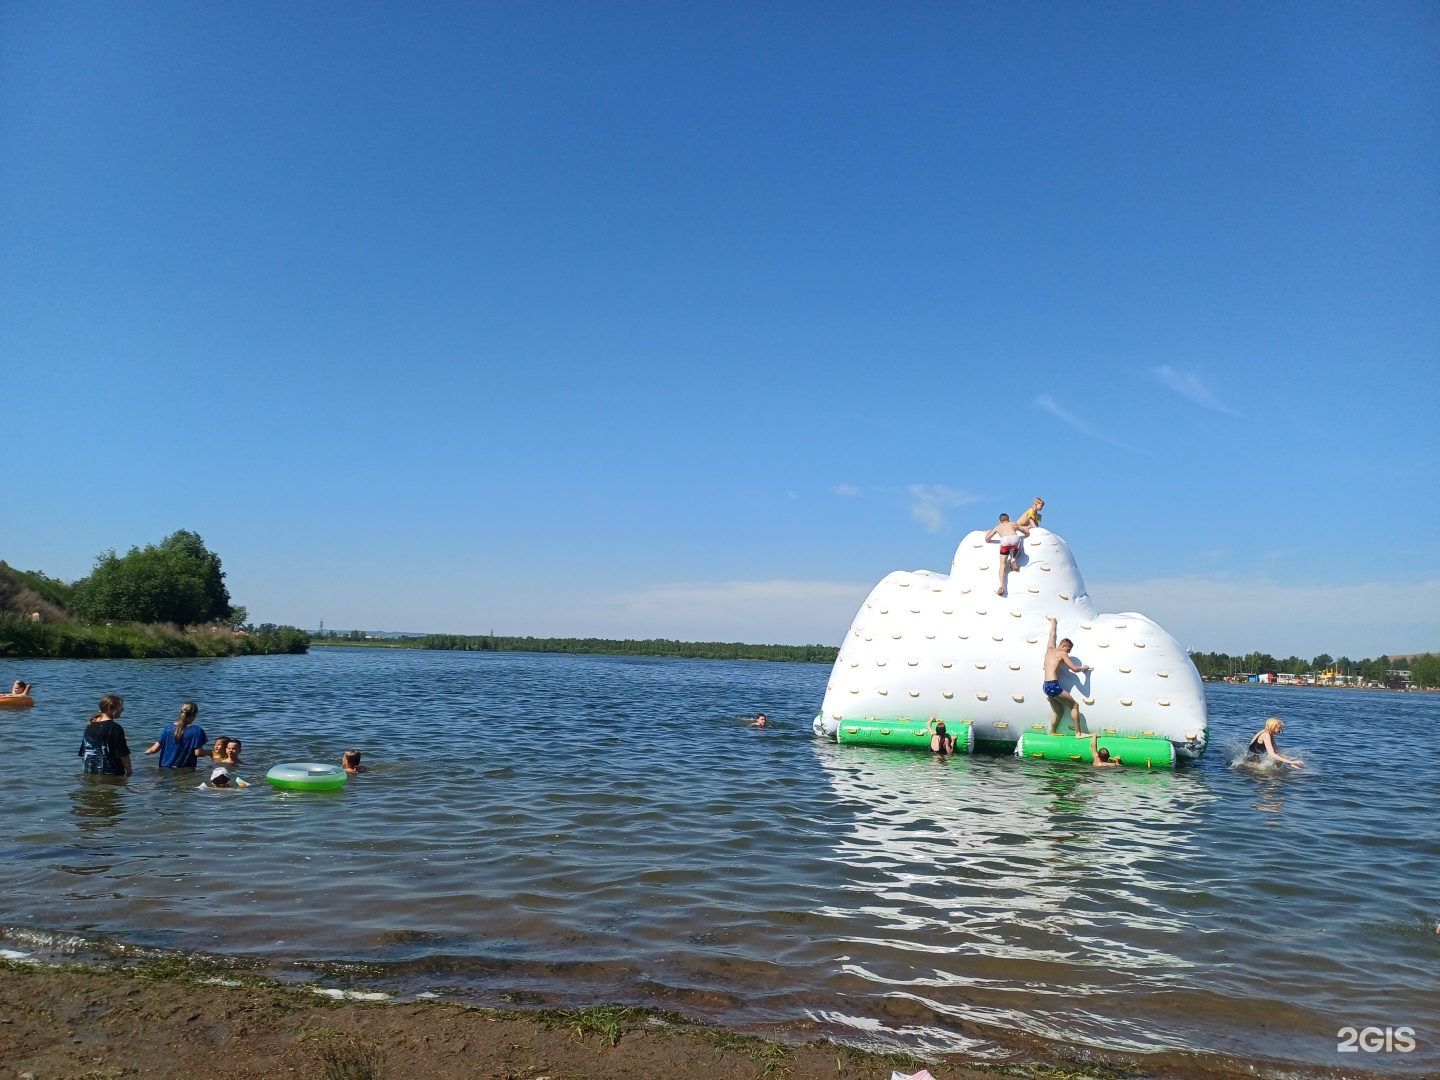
[
  {"x1": 200, "y1": 766, "x2": 248, "y2": 790},
  {"x1": 11, "y1": 680, "x2": 32, "y2": 697},
  {"x1": 749, "y1": 713, "x2": 768, "y2": 728},
  {"x1": 225, "y1": 738, "x2": 243, "y2": 765},
  {"x1": 342, "y1": 748, "x2": 365, "y2": 774},
  {"x1": 928, "y1": 718, "x2": 958, "y2": 755},
  {"x1": 209, "y1": 735, "x2": 230, "y2": 763},
  {"x1": 1076, "y1": 732, "x2": 1121, "y2": 767},
  {"x1": 1246, "y1": 718, "x2": 1303, "y2": 769}
]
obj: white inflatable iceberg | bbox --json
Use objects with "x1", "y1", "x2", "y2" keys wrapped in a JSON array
[{"x1": 813, "y1": 527, "x2": 1208, "y2": 759}]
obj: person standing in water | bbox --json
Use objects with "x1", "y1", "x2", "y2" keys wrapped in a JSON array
[
  {"x1": 1076, "y1": 732, "x2": 1121, "y2": 767},
  {"x1": 145, "y1": 702, "x2": 207, "y2": 769},
  {"x1": 984, "y1": 513, "x2": 1031, "y2": 596},
  {"x1": 928, "y1": 718, "x2": 959, "y2": 755},
  {"x1": 79, "y1": 695, "x2": 132, "y2": 776},
  {"x1": 1043, "y1": 616, "x2": 1093, "y2": 735},
  {"x1": 1247, "y1": 718, "x2": 1303, "y2": 769}
]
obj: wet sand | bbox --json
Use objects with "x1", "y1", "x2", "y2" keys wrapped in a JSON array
[{"x1": 0, "y1": 961, "x2": 1387, "y2": 1080}]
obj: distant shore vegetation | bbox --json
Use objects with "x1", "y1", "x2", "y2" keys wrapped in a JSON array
[
  {"x1": 312, "y1": 630, "x2": 1439, "y2": 685},
  {"x1": 0, "y1": 531, "x2": 309, "y2": 659},
  {"x1": 312, "y1": 631, "x2": 839, "y2": 664},
  {"x1": 1187, "y1": 649, "x2": 1439, "y2": 689}
]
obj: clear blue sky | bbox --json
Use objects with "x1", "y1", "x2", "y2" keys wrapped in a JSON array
[{"x1": 3, "y1": 2, "x2": 1436, "y2": 658}]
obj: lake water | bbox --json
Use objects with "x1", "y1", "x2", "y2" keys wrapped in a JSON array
[{"x1": 0, "y1": 649, "x2": 1435, "y2": 1075}]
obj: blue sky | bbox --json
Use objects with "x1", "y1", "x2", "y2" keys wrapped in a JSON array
[{"x1": 2, "y1": 1, "x2": 1436, "y2": 657}]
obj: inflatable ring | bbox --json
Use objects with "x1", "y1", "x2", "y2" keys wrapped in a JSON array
[
  {"x1": 266, "y1": 762, "x2": 347, "y2": 791},
  {"x1": 0, "y1": 694, "x2": 34, "y2": 708}
]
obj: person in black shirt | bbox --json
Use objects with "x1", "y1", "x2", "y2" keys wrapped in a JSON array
[{"x1": 79, "y1": 694, "x2": 132, "y2": 776}]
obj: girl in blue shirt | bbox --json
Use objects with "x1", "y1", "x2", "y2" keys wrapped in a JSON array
[{"x1": 145, "y1": 701, "x2": 208, "y2": 769}]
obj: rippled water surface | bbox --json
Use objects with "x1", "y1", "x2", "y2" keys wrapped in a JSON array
[{"x1": 1, "y1": 649, "x2": 1435, "y2": 1074}]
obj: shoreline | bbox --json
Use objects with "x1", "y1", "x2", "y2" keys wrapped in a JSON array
[{"x1": 0, "y1": 956, "x2": 1393, "y2": 1080}]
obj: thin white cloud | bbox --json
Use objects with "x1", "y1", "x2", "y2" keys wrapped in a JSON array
[
  {"x1": 1034, "y1": 395, "x2": 1130, "y2": 448},
  {"x1": 1089, "y1": 575, "x2": 1440, "y2": 658},
  {"x1": 832, "y1": 483, "x2": 860, "y2": 497},
  {"x1": 908, "y1": 484, "x2": 982, "y2": 533},
  {"x1": 1152, "y1": 366, "x2": 1237, "y2": 414}
]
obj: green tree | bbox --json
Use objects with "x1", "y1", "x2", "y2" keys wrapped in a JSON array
[
  {"x1": 1242, "y1": 651, "x2": 1277, "y2": 674},
  {"x1": 1359, "y1": 656, "x2": 1388, "y2": 685},
  {"x1": 1410, "y1": 653, "x2": 1440, "y2": 689},
  {"x1": 70, "y1": 530, "x2": 239, "y2": 627},
  {"x1": 1312, "y1": 653, "x2": 1333, "y2": 670}
]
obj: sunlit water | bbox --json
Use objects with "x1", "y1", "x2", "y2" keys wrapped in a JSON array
[{"x1": 0, "y1": 650, "x2": 1435, "y2": 1074}]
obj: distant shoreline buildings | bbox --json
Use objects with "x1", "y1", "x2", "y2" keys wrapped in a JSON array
[{"x1": 1204, "y1": 668, "x2": 1424, "y2": 690}]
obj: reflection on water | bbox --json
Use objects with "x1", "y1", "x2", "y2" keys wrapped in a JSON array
[
  {"x1": 0, "y1": 653, "x2": 1435, "y2": 1076},
  {"x1": 70, "y1": 774, "x2": 128, "y2": 834},
  {"x1": 811, "y1": 745, "x2": 1220, "y2": 1054}
]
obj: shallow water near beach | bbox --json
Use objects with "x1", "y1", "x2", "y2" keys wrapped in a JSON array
[{"x1": 0, "y1": 649, "x2": 1435, "y2": 1074}]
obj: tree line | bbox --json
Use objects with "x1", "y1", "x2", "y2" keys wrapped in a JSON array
[
  {"x1": 0, "y1": 531, "x2": 308, "y2": 659},
  {"x1": 403, "y1": 634, "x2": 840, "y2": 664},
  {"x1": 1187, "y1": 650, "x2": 1440, "y2": 688}
]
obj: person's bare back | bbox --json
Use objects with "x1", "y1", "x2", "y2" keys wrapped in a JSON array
[
  {"x1": 1042, "y1": 643, "x2": 1069, "y2": 682},
  {"x1": 1042, "y1": 616, "x2": 1092, "y2": 734},
  {"x1": 984, "y1": 514, "x2": 1030, "y2": 596}
]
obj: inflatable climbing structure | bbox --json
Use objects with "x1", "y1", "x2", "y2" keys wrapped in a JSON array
[{"x1": 813, "y1": 528, "x2": 1208, "y2": 760}]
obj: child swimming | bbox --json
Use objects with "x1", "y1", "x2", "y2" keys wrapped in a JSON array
[
  {"x1": 342, "y1": 749, "x2": 365, "y2": 774},
  {"x1": 199, "y1": 766, "x2": 248, "y2": 790}
]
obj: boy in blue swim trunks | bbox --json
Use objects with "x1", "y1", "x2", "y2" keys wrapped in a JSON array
[{"x1": 1043, "y1": 616, "x2": 1093, "y2": 734}]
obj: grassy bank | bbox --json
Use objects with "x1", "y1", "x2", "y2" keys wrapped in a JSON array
[
  {"x1": 314, "y1": 633, "x2": 839, "y2": 664},
  {"x1": 0, "y1": 612, "x2": 309, "y2": 659}
]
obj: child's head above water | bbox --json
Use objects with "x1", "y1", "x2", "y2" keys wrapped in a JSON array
[
  {"x1": 209, "y1": 767, "x2": 232, "y2": 788},
  {"x1": 342, "y1": 749, "x2": 362, "y2": 772},
  {"x1": 226, "y1": 739, "x2": 242, "y2": 760}
]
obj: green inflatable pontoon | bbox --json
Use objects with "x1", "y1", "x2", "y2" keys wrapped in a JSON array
[
  {"x1": 1015, "y1": 731, "x2": 1175, "y2": 769},
  {"x1": 836, "y1": 719, "x2": 974, "y2": 753}
]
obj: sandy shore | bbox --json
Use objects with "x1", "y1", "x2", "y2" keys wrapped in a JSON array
[{"x1": 0, "y1": 960, "x2": 1374, "y2": 1080}]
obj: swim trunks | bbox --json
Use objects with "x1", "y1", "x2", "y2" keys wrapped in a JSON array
[
  {"x1": 1043, "y1": 680, "x2": 1063, "y2": 698},
  {"x1": 999, "y1": 536, "x2": 1021, "y2": 553}
]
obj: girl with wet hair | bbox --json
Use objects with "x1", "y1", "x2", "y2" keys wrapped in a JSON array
[
  {"x1": 79, "y1": 695, "x2": 131, "y2": 776},
  {"x1": 1247, "y1": 717, "x2": 1303, "y2": 769},
  {"x1": 145, "y1": 701, "x2": 208, "y2": 769}
]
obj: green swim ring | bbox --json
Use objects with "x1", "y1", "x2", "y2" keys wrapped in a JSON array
[{"x1": 266, "y1": 762, "x2": 347, "y2": 791}]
